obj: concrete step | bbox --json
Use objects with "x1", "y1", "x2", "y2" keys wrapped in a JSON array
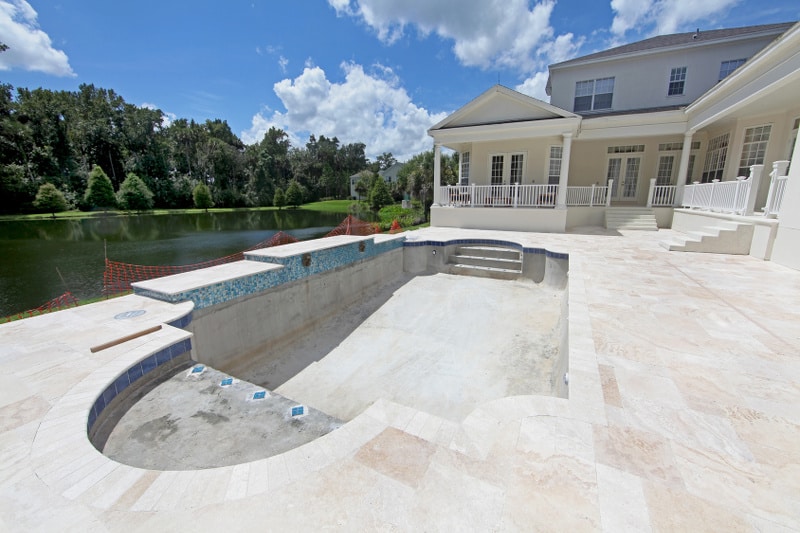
[
  {"x1": 455, "y1": 245, "x2": 520, "y2": 261},
  {"x1": 449, "y1": 263, "x2": 521, "y2": 281},
  {"x1": 450, "y1": 254, "x2": 522, "y2": 271},
  {"x1": 660, "y1": 222, "x2": 753, "y2": 254},
  {"x1": 605, "y1": 208, "x2": 659, "y2": 231}
]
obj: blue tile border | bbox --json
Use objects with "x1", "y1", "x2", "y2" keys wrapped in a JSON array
[
  {"x1": 403, "y1": 238, "x2": 568, "y2": 260},
  {"x1": 87, "y1": 337, "x2": 192, "y2": 432},
  {"x1": 134, "y1": 236, "x2": 405, "y2": 311}
]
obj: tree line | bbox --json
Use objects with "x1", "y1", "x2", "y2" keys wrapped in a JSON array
[{"x1": 0, "y1": 82, "x2": 460, "y2": 215}]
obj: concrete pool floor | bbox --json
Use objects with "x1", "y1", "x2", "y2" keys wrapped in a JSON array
[
  {"x1": 102, "y1": 273, "x2": 563, "y2": 470},
  {"x1": 1, "y1": 226, "x2": 799, "y2": 531}
]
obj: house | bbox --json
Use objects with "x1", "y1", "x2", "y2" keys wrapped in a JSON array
[
  {"x1": 427, "y1": 21, "x2": 800, "y2": 270},
  {"x1": 349, "y1": 162, "x2": 405, "y2": 200}
]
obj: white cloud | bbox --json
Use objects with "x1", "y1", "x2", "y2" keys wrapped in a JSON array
[
  {"x1": 610, "y1": 0, "x2": 742, "y2": 37},
  {"x1": 515, "y1": 72, "x2": 551, "y2": 102},
  {"x1": 278, "y1": 55, "x2": 289, "y2": 73},
  {"x1": 327, "y1": 0, "x2": 580, "y2": 74},
  {"x1": 0, "y1": 0, "x2": 74, "y2": 76},
  {"x1": 242, "y1": 62, "x2": 447, "y2": 161}
]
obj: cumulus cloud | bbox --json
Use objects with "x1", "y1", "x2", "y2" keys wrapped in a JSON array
[
  {"x1": 610, "y1": 0, "x2": 742, "y2": 37},
  {"x1": 327, "y1": 0, "x2": 580, "y2": 74},
  {"x1": 241, "y1": 62, "x2": 447, "y2": 161},
  {"x1": 515, "y1": 72, "x2": 551, "y2": 101},
  {"x1": 0, "y1": 0, "x2": 74, "y2": 76}
]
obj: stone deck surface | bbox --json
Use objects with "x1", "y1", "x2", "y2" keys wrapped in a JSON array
[{"x1": 0, "y1": 226, "x2": 798, "y2": 531}]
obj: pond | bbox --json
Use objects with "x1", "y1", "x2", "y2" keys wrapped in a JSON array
[{"x1": 0, "y1": 209, "x2": 352, "y2": 317}]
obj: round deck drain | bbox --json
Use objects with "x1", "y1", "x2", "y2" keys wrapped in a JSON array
[{"x1": 114, "y1": 310, "x2": 147, "y2": 320}]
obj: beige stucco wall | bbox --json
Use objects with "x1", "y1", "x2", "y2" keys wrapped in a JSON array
[{"x1": 464, "y1": 137, "x2": 563, "y2": 185}]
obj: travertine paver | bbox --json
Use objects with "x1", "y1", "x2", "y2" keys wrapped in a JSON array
[{"x1": 0, "y1": 226, "x2": 798, "y2": 531}]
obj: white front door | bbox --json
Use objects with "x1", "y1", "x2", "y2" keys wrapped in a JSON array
[{"x1": 607, "y1": 156, "x2": 641, "y2": 200}]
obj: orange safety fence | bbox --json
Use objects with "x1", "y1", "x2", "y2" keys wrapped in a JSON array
[
  {"x1": 0, "y1": 291, "x2": 79, "y2": 323},
  {"x1": 102, "y1": 230, "x2": 299, "y2": 295},
  {"x1": 324, "y1": 215, "x2": 382, "y2": 237}
]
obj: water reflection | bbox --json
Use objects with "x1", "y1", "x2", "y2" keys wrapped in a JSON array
[{"x1": 0, "y1": 210, "x2": 349, "y2": 316}]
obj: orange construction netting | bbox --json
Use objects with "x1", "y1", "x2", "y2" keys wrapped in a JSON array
[
  {"x1": 324, "y1": 215, "x2": 382, "y2": 237},
  {"x1": 102, "y1": 230, "x2": 299, "y2": 295},
  {"x1": 0, "y1": 291, "x2": 79, "y2": 323}
]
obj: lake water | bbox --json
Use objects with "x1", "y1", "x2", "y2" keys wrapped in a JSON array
[{"x1": 0, "y1": 210, "x2": 350, "y2": 317}]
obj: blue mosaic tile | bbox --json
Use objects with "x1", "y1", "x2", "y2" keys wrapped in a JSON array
[
  {"x1": 113, "y1": 373, "x2": 130, "y2": 395},
  {"x1": 155, "y1": 348, "x2": 171, "y2": 366},
  {"x1": 127, "y1": 363, "x2": 143, "y2": 383},
  {"x1": 253, "y1": 390, "x2": 266, "y2": 400},
  {"x1": 191, "y1": 365, "x2": 205, "y2": 374},
  {"x1": 291, "y1": 405, "x2": 305, "y2": 417},
  {"x1": 102, "y1": 386, "x2": 115, "y2": 407},
  {"x1": 220, "y1": 377, "x2": 233, "y2": 387},
  {"x1": 141, "y1": 354, "x2": 157, "y2": 374}
]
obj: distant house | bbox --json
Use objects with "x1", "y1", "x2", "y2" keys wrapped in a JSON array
[
  {"x1": 427, "y1": 21, "x2": 800, "y2": 270},
  {"x1": 350, "y1": 162, "x2": 405, "y2": 200}
]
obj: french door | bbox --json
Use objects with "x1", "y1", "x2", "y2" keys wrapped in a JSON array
[{"x1": 606, "y1": 156, "x2": 641, "y2": 200}]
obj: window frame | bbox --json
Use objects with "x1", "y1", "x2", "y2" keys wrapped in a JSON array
[
  {"x1": 574, "y1": 77, "x2": 615, "y2": 112},
  {"x1": 667, "y1": 66, "x2": 687, "y2": 96},
  {"x1": 719, "y1": 58, "x2": 747, "y2": 81},
  {"x1": 547, "y1": 146, "x2": 563, "y2": 185},
  {"x1": 738, "y1": 124, "x2": 772, "y2": 177},
  {"x1": 701, "y1": 132, "x2": 730, "y2": 183},
  {"x1": 460, "y1": 151, "x2": 470, "y2": 186}
]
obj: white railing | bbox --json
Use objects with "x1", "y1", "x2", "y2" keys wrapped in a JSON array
[
  {"x1": 439, "y1": 184, "x2": 558, "y2": 208},
  {"x1": 681, "y1": 178, "x2": 751, "y2": 214},
  {"x1": 648, "y1": 183, "x2": 676, "y2": 207},
  {"x1": 763, "y1": 160, "x2": 790, "y2": 218},
  {"x1": 439, "y1": 182, "x2": 612, "y2": 208},
  {"x1": 566, "y1": 184, "x2": 610, "y2": 206}
]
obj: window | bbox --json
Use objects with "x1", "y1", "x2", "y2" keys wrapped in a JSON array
[
  {"x1": 686, "y1": 154, "x2": 697, "y2": 184},
  {"x1": 491, "y1": 155, "x2": 504, "y2": 185},
  {"x1": 719, "y1": 58, "x2": 747, "y2": 81},
  {"x1": 460, "y1": 151, "x2": 470, "y2": 185},
  {"x1": 738, "y1": 125, "x2": 771, "y2": 176},
  {"x1": 656, "y1": 155, "x2": 675, "y2": 185},
  {"x1": 658, "y1": 141, "x2": 701, "y2": 151},
  {"x1": 548, "y1": 146, "x2": 562, "y2": 185},
  {"x1": 510, "y1": 154, "x2": 524, "y2": 184},
  {"x1": 701, "y1": 133, "x2": 729, "y2": 182},
  {"x1": 608, "y1": 145, "x2": 644, "y2": 154},
  {"x1": 668, "y1": 67, "x2": 687, "y2": 96},
  {"x1": 574, "y1": 77, "x2": 614, "y2": 112}
]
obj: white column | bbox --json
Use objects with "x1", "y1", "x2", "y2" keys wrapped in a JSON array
[
  {"x1": 433, "y1": 144, "x2": 442, "y2": 206},
  {"x1": 771, "y1": 130, "x2": 800, "y2": 269},
  {"x1": 674, "y1": 131, "x2": 694, "y2": 206},
  {"x1": 556, "y1": 133, "x2": 572, "y2": 209}
]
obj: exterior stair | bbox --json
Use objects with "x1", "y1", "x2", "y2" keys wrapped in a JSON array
[
  {"x1": 605, "y1": 207, "x2": 659, "y2": 231},
  {"x1": 659, "y1": 220, "x2": 754, "y2": 254},
  {"x1": 448, "y1": 245, "x2": 522, "y2": 280}
]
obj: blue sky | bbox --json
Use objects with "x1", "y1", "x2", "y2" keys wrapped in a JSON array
[{"x1": 1, "y1": 0, "x2": 797, "y2": 160}]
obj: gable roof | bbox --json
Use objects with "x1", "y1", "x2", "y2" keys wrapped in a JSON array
[
  {"x1": 429, "y1": 85, "x2": 577, "y2": 132},
  {"x1": 550, "y1": 21, "x2": 795, "y2": 70}
]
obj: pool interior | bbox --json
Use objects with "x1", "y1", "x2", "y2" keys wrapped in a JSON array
[{"x1": 92, "y1": 237, "x2": 569, "y2": 471}]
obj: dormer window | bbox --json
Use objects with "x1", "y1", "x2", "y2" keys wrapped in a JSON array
[
  {"x1": 668, "y1": 67, "x2": 687, "y2": 96},
  {"x1": 574, "y1": 77, "x2": 614, "y2": 112}
]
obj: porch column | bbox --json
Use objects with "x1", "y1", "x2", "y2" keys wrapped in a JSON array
[
  {"x1": 432, "y1": 143, "x2": 442, "y2": 206},
  {"x1": 674, "y1": 131, "x2": 694, "y2": 206},
  {"x1": 556, "y1": 133, "x2": 573, "y2": 209}
]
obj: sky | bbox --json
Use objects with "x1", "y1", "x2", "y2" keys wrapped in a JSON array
[{"x1": 0, "y1": 1, "x2": 798, "y2": 161}]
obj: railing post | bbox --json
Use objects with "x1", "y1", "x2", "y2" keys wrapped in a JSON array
[
  {"x1": 708, "y1": 180, "x2": 718, "y2": 210},
  {"x1": 743, "y1": 164, "x2": 764, "y2": 216},
  {"x1": 513, "y1": 182, "x2": 519, "y2": 208},
  {"x1": 590, "y1": 184, "x2": 596, "y2": 207},
  {"x1": 605, "y1": 179, "x2": 613, "y2": 207},
  {"x1": 470, "y1": 183, "x2": 475, "y2": 208},
  {"x1": 764, "y1": 160, "x2": 790, "y2": 217},
  {"x1": 646, "y1": 178, "x2": 656, "y2": 207}
]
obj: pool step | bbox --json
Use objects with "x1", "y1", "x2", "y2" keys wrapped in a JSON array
[{"x1": 449, "y1": 246, "x2": 522, "y2": 280}]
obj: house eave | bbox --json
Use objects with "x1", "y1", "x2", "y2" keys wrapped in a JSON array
[{"x1": 429, "y1": 117, "x2": 581, "y2": 146}]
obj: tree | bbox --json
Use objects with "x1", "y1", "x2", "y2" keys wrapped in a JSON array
[
  {"x1": 376, "y1": 152, "x2": 396, "y2": 171},
  {"x1": 353, "y1": 170, "x2": 373, "y2": 200},
  {"x1": 273, "y1": 187, "x2": 286, "y2": 210},
  {"x1": 285, "y1": 180, "x2": 303, "y2": 208},
  {"x1": 192, "y1": 182, "x2": 214, "y2": 212},
  {"x1": 83, "y1": 164, "x2": 116, "y2": 210},
  {"x1": 33, "y1": 183, "x2": 67, "y2": 218},
  {"x1": 117, "y1": 173, "x2": 154, "y2": 212},
  {"x1": 369, "y1": 177, "x2": 393, "y2": 211}
]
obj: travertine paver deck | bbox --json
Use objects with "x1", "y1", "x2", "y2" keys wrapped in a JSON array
[{"x1": 0, "y1": 226, "x2": 798, "y2": 531}]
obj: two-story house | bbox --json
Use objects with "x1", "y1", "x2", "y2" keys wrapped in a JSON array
[{"x1": 427, "y1": 21, "x2": 800, "y2": 268}]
